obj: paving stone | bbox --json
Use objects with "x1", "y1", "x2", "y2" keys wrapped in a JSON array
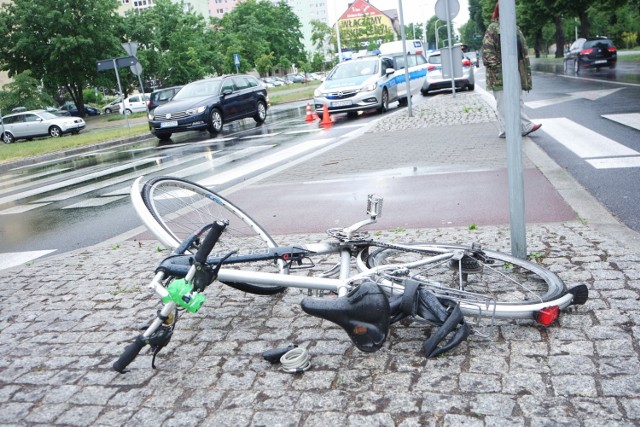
[{"x1": 1, "y1": 92, "x2": 639, "y2": 425}]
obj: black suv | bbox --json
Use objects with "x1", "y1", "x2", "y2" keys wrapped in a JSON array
[
  {"x1": 563, "y1": 37, "x2": 617, "y2": 73},
  {"x1": 148, "y1": 75, "x2": 268, "y2": 141},
  {"x1": 147, "y1": 85, "x2": 183, "y2": 112}
]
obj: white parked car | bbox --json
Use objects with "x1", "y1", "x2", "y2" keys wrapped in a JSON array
[
  {"x1": 121, "y1": 94, "x2": 150, "y2": 115},
  {"x1": 421, "y1": 47, "x2": 475, "y2": 95},
  {"x1": 1, "y1": 109, "x2": 85, "y2": 143}
]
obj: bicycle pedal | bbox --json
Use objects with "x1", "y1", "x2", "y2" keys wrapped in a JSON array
[{"x1": 568, "y1": 284, "x2": 589, "y2": 305}]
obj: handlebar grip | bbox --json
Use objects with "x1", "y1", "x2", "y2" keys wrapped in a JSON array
[
  {"x1": 194, "y1": 221, "x2": 226, "y2": 264},
  {"x1": 113, "y1": 335, "x2": 146, "y2": 373}
]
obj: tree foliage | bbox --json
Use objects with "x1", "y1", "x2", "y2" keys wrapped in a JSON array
[
  {"x1": 0, "y1": 0, "x2": 122, "y2": 116},
  {"x1": 122, "y1": 0, "x2": 216, "y2": 87},
  {"x1": 0, "y1": 71, "x2": 55, "y2": 112}
]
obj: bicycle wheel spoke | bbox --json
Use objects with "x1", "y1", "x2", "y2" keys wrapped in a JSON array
[{"x1": 363, "y1": 243, "x2": 567, "y2": 319}]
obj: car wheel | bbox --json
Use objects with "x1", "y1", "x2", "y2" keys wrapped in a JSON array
[
  {"x1": 209, "y1": 108, "x2": 223, "y2": 134},
  {"x1": 49, "y1": 126, "x2": 62, "y2": 138},
  {"x1": 377, "y1": 89, "x2": 389, "y2": 114},
  {"x1": 124, "y1": 109, "x2": 133, "y2": 115},
  {"x1": 2, "y1": 132, "x2": 15, "y2": 144},
  {"x1": 104, "y1": 108, "x2": 112, "y2": 114},
  {"x1": 253, "y1": 100, "x2": 267, "y2": 124},
  {"x1": 157, "y1": 133, "x2": 172, "y2": 141},
  {"x1": 347, "y1": 111, "x2": 358, "y2": 119},
  {"x1": 467, "y1": 83, "x2": 475, "y2": 91},
  {"x1": 71, "y1": 130, "x2": 80, "y2": 135},
  {"x1": 574, "y1": 59, "x2": 580, "y2": 74}
]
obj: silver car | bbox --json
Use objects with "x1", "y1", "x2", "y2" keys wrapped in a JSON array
[
  {"x1": 1, "y1": 109, "x2": 85, "y2": 143},
  {"x1": 421, "y1": 49, "x2": 475, "y2": 95}
]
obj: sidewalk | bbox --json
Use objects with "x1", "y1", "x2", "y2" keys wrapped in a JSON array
[{"x1": 1, "y1": 91, "x2": 640, "y2": 426}]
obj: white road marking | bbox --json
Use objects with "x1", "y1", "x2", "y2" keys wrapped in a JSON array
[
  {"x1": 0, "y1": 157, "x2": 165, "y2": 206},
  {"x1": 0, "y1": 250, "x2": 56, "y2": 271},
  {"x1": 240, "y1": 133, "x2": 281, "y2": 140},
  {"x1": 62, "y1": 196, "x2": 126, "y2": 209},
  {"x1": 537, "y1": 118, "x2": 639, "y2": 159},
  {"x1": 199, "y1": 138, "x2": 334, "y2": 186},
  {"x1": 525, "y1": 88, "x2": 623, "y2": 109},
  {"x1": 285, "y1": 129, "x2": 325, "y2": 135},
  {"x1": 586, "y1": 157, "x2": 640, "y2": 169},
  {"x1": 602, "y1": 113, "x2": 640, "y2": 131},
  {"x1": 0, "y1": 203, "x2": 51, "y2": 215}
]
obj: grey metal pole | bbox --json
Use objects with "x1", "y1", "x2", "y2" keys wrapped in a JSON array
[
  {"x1": 112, "y1": 59, "x2": 130, "y2": 131},
  {"x1": 443, "y1": 2, "x2": 456, "y2": 97},
  {"x1": 499, "y1": 0, "x2": 527, "y2": 258},
  {"x1": 397, "y1": 0, "x2": 413, "y2": 117}
]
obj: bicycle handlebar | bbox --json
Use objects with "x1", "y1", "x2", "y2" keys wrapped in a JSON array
[
  {"x1": 113, "y1": 335, "x2": 146, "y2": 373},
  {"x1": 194, "y1": 221, "x2": 226, "y2": 264}
]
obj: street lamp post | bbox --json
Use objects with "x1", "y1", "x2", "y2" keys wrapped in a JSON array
[{"x1": 436, "y1": 23, "x2": 448, "y2": 48}]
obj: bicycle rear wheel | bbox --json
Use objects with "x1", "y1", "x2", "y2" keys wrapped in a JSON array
[
  {"x1": 361, "y1": 243, "x2": 569, "y2": 320},
  {"x1": 141, "y1": 176, "x2": 286, "y2": 295}
]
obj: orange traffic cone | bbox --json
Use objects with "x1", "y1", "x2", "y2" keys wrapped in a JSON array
[
  {"x1": 320, "y1": 104, "x2": 332, "y2": 127},
  {"x1": 304, "y1": 103, "x2": 315, "y2": 122}
]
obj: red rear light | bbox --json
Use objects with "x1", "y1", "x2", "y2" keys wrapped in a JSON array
[
  {"x1": 580, "y1": 48, "x2": 593, "y2": 55},
  {"x1": 608, "y1": 47, "x2": 617, "y2": 53},
  {"x1": 427, "y1": 64, "x2": 437, "y2": 71},
  {"x1": 536, "y1": 306, "x2": 560, "y2": 326},
  {"x1": 462, "y1": 59, "x2": 471, "y2": 66}
]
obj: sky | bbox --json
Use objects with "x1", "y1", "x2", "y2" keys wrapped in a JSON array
[{"x1": 328, "y1": 0, "x2": 471, "y2": 31}]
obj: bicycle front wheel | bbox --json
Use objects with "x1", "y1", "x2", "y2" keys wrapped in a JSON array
[
  {"x1": 141, "y1": 176, "x2": 286, "y2": 295},
  {"x1": 361, "y1": 243, "x2": 568, "y2": 320}
]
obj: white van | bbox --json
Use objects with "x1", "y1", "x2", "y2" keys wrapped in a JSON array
[{"x1": 379, "y1": 39, "x2": 425, "y2": 56}]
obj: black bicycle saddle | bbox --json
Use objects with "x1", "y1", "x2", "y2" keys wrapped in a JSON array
[{"x1": 300, "y1": 280, "x2": 390, "y2": 352}]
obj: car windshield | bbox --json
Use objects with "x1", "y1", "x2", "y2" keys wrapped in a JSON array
[
  {"x1": 38, "y1": 111, "x2": 58, "y2": 119},
  {"x1": 584, "y1": 39, "x2": 613, "y2": 49},
  {"x1": 173, "y1": 80, "x2": 222, "y2": 100},
  {"x1": 428, "y1": 54, "x2": 442, "y2": 64},
  {"x1": 329, "y1": 59, "x2": 379, "y2": 80}
]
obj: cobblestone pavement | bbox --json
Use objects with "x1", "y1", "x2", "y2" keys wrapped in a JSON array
[{"x1": 1, "y1": 92, "x2": 640, "y2": 426}]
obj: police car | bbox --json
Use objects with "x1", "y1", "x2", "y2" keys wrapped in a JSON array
[{"x1": 313, "y1": 42, "x2": 429, "y2": 118}]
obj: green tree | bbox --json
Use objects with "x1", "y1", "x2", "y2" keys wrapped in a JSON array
[
  {"x1": 0, "y1": 0, "x2": 122, "y2": 117},
  {"x1": 256, "y1": 53, "x2": 275, "y2": 76},
  {"x1": 123, "y1": 0, "x2": 216, "y2": 86},
  {"x1": 0, "y1": 71, "x2": 55, "y2": 112},
  {"x1": 216, "y1": 0, "x2": 305, "y2": 74}
]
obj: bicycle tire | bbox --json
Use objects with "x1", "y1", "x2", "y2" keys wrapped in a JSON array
[
  {"x1": 360, "y1": 242, "x2": 568, "y2": 320},
  {"x1": 141, "y1": 176, "x2": 286, "y2": 295}
]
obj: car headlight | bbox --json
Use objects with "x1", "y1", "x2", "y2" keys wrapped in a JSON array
[
  {"x1": 361, "y1": 82, "x2": 377, "y2": 92},
  {"x1": 313, "y1": 88, "x2": 322, "y2": 97},
  {"x1": 186, "y1": 106, "x2": 206, "y2": 115},
  {"x1": 148, "y1": 112, "x2": 155, "y2": 120}
]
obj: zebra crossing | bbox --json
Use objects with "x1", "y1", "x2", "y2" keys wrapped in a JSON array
[
  {"x1": 535, "y1": 116, "x2": 640, "y2": 169},
  {"x1": 0, "y1": 124, "x2": 367, "y2": 270}
]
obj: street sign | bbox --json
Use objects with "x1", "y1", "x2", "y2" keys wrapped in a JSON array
[
  {"x1": 435, "y1": 0, "x2": 459, "y2": 21},
  {"x1": 122, "y1": 42, "x2": 142, "y2": 76},
  {"x1": 233, "y1": 54, "x2": 240, "y2": 66},
  {"x1": 96, "y1": 56, "x2": 138, "y2": 71}
]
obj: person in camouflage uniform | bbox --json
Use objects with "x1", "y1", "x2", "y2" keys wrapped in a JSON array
[{"x1": 482, "y1": 1, "x2": 541, "y2": 138}]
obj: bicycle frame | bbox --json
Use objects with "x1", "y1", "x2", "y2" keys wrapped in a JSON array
[{"x1": 130, "y1": 177, "x2": 576, "y2": 319}]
